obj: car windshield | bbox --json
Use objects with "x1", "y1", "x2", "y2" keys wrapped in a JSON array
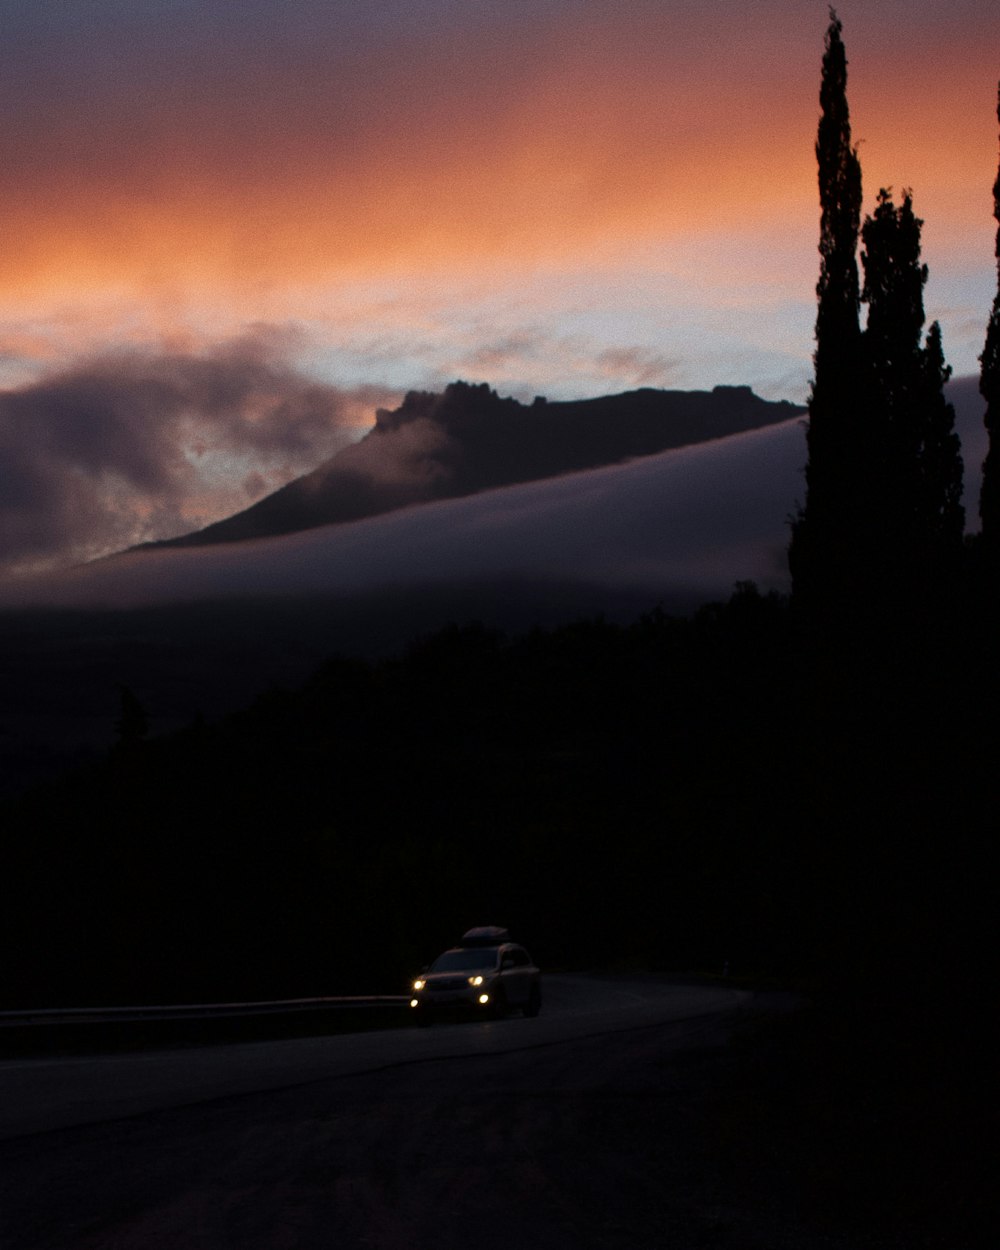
[{"x1": 430, "y1": 948, "x2": 500, "y2": 972}]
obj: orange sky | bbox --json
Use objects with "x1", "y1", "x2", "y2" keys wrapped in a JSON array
[{"x1": 0, "y1": 0, "x2": 998, "y2": 570}]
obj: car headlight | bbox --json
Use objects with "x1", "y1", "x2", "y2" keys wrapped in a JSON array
[
  {"x1": 413, "y1": 979, "x2": 426, "y2": 991},
  {"x1": 468, "y1": 975, "x2": 484, "y2": 987}
]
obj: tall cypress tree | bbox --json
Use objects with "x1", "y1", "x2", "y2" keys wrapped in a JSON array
[
  {"x1": 789, "y1": 10, "x2": 864, "y2": 601},
  {"x1": 860, "y1": 189, "x2": 927, "y2": 560},
  {"x1": 979, "y1": 85, "x2": 1000, "y2": 548},
  {"x1": 917, "y1": 321, "x2": 965, "y2": 559},
  {"x1": 860, "y1": 189, "x2": 964, "y2": 582}
]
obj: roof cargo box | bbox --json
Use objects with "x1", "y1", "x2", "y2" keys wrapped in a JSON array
[{"x1": 458, "y1": 926, "x2": 510, "y2": 947}]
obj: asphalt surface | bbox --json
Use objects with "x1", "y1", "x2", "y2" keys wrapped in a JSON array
[
  {"x1": 0, "y1": 977, "x2": 748, "y2": 1141},
  {"x1": 0, "y1": 977, "x2": 832, "y2": 1250}
]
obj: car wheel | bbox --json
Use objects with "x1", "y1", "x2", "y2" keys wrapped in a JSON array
[
  {"x1": 489, "y1": 987, "x2": 508, "y2": 1019},
  {"x1": 524, "y1": 985, "x2": 541, "y2": 1018}
]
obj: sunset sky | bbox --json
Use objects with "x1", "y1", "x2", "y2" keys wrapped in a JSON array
[{"x1": 1, "y1": 0, "x2": 998, "y2": 571}]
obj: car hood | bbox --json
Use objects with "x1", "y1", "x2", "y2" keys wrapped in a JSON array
[{"x1": 422, "y1": 967, "x2": 497, "y2": 983}]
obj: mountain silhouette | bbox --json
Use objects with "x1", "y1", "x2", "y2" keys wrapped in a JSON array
[{"x1": 139, "y1": 381, "x2": 804, "y2": 549}]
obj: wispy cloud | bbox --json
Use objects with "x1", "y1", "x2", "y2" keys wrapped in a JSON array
[{"x1": 595, "y1": 347, "x2": 681, "y2": 388}]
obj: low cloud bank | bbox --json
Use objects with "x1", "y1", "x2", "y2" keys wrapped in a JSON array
[
  {"x1": 948, "y1": 374, "x2": 988, "y2": 524},
  {"x1": 3, "y1": 418, "x2": 808, "y2": 612},
  {"x1": 1, "y1": 376, "x2": 986, "y2": 618}
]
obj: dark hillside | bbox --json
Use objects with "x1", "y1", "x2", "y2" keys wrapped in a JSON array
[{"x1": 1, "y1": 583, "x2": 993, "y2": 1022}]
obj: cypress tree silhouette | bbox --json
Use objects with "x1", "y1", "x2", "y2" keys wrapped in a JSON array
[
  {"x1": 917, "y1": 321, "x2": 964, "y2": 562},
  {"x1": 861, "y1": 190, "x2": 964, "y2": 585},
  {"x1": 860, "y1": 189, "x2": 928, "y2": 568},
  {"x1": 791, "y1": 20, "x2": 965, "y2": 610},
  {"x1": 979, "y1": 85, "x2": 1000, "y2": 550},
  {"x1": 789, "y1": 10, "x2": 864, "y2": 603}
]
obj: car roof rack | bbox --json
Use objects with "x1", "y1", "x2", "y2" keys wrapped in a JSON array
[{"x1": 458, "y1": 925, "x2": 511, "y2": 947}]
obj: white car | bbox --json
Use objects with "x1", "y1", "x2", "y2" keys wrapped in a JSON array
[{"x1": 410, "y1": 928, "x2": 541, "y2": 1022}]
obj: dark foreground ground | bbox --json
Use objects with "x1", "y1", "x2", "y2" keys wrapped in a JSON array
[{"x1": 0, "y1": 997, "x2": 989, "y2": 1250}]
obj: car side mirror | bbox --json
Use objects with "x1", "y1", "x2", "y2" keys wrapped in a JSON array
[{"x1": 501, "y1": 954, "x2": 515, "y2": 969}]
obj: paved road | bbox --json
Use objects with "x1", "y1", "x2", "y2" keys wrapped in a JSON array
[
  {"x1": 0, "y1": 978, "x2": 779, "y2": 1250},
  {"x1": 0, "y1": 977, "x2": 748, "y2": 1140}
]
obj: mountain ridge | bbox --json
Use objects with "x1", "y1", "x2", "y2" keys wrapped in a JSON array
[{"x1": 138, "y1": 380, "x2": 805, "y2": 550}]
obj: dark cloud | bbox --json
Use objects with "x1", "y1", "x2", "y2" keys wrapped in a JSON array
[{"x1": 0, "y1": 331, "x2": 391, "y2": 571}]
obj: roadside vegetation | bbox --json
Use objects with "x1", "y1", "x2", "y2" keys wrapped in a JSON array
[{"x1": 0, "y1": 578, "x2": 993, "y2": 1017}]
